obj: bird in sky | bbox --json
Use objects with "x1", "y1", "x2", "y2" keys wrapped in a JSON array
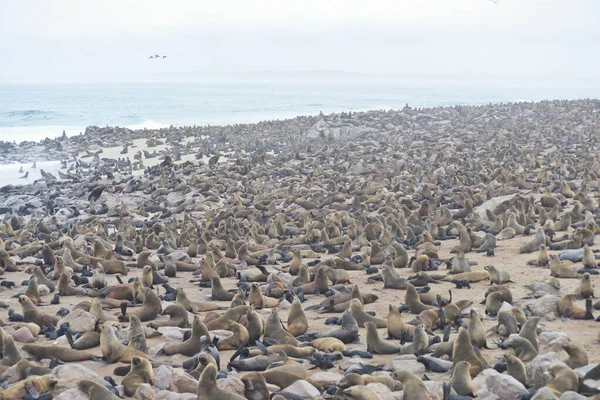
[
  {"x1": 163, "y1": 55, "x2": 167, "y2": 59},
  {"x1": 149, "y1": 55, "x2": 154, "y2": 59}
]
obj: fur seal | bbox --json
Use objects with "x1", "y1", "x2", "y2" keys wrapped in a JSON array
[
  {"x1": 264, "y1": 308, "x2": 298, "y2": 346},
  {"x1": 563, "y1": 343, "x2": 589, "y2": 368},
  {"x1": 519, "y1": 227, "x2": 546, "y2": 254},
  {"x1": 127, "y1": 314, "x2": 147, "y2": 352},
  {"x1": 504, "y1": 354, "x2": 527, "y2": 387},
  {"x1": 484, "y1": 265, "x2": 511, "y2": 284},
  {"x1": 382, "y1": 265, "x2": 409, "y2": 289},
  {"x1": 365, "y1": 321, "x2": 400, "y2": 354},
  {"x1": 504, "y1": 335, "x2": 538, "y2": 362},
  {"x1": 299, "y1": 267, "x2": 329, "y2": 294},
  {"x1": 312, "y1": 337, "x2": 347, "y2": 353},
  {"x1": 174, "y1": 287, "x2": 225, "y2": 312},
  {"x1": 119, "y1": 287, "x2": 161, "y2": 322},
  {"x1": 559, "y1": 294, "x2": 594, "y2": 320},
  {"x1": 258, "y1": 361, "x2": 308, "y2": 391},
  {"x1": 100, "y1": 324, "x2": 147, "y2": 363},
  {"x1": 241, "y1": 372, "x2": 270, "y2": 400},
  {"x1": 349, "y1": 298, "x2": 386, "y2": 328},
  {"x1": 18, "y1": 295, "x2": 59, "y2": 329},
  {"x1": 164, "y1": 316, "x2": 209, "y2": 356},
  {"x1": 211, "y1": 276, "x2": 235, "y2": 301},
  {"x1": 0, "y1": 329, "x2": 21, "y2": 366},
  {"x1": 452, "y1": 327, "x2": 485, "y2": 377},
  {"x1": 550, "y1": 255, "x2": 579, "y2": 278},
  {"x1": 197, "y1": 363, "x2": 245, "y2": 399},
  {"x1": 545, "y1": 365, "x2": 579, "y2": 396},
  {"x1": 216, "y1": 320, "x2": 249, "y2": 350},
  {"x1": 449, "y1": 360, "x2": 475, "y2": 396},
  {"x1": 387, "y1": 304, "x2": 410, "y2": 339},
  {"x1": 122, "y1": 356, "x2": 154, "y2": 397},
  {"x1": 2, "y1": 374, "x2": 57, "y2": 399},
  {"x1": 287, "y1": 297, "x2": 308, "y2": 337},
  {"x1": 441, "y1": 271, "x2": 489, "y2": 283},
  {"x1": 392, "y1": 370, "x2": 431, "y2": 400},
  {"x1": 248, "y1": 283, "x2": 281, "y2": 308},
  {"x1": 229, "y1": 349, "x2": 287, "y2": 372},
  {"x1": 519, "y1": 316, "x2": 539, "y2": 351},
  {"x1": 148, "y1": 304, "x2": 189, "y2": 329},
  {"x1": 21, "y1": 343, "x2": 99, "y2": 362},
  {"x1": 313, "y1": 308, "x2": 359, "y2": 343},
  {"x1": 467, "y1": 310, "x2": 487, "y2": 349},
  {"x1": 205, "y1": 305, "x2": 249, "y2": 330},
  {"x1": 405, "y1": 284, "x2": 435, "y2": 314}
]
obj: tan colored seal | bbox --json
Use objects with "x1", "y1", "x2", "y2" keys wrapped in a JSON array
[{"x1": 122, "y1": 356, "x2": 154, "y2": 397}]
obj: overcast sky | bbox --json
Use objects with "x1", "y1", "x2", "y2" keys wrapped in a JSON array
[{"x1": 1, "y1": 0, "x2": 599, "y2": 84}]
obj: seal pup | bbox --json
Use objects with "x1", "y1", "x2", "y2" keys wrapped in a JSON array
[
  {"x1": 392, "y1": 370, "x2": 431, "y2": 400},
  {"x1": 197, "y1": 363, "x2": 246, "y2": 400},
  {"x1": 122, "y1": 356, "x2": 154, "y2": 397},
  {"x1": 100, "y1": 324, "x2": 148, "y2": 363},
  {"x1": 349, "y1": 298, "x2": 386, "y2": 328},
  {"x1": 287, "y1": 296, "x2": 308, "y2": 337},
  {"x1": 449, "y1": 360, "x2": 475, "y2": 396}
]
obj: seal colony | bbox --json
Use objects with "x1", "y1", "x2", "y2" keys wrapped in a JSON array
[{"x1": 0, "y1": 99, "x2": 598, "y2": 399}]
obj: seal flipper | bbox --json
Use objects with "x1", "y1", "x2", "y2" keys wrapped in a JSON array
[
  {"x1": 65, "y1": 330, "x2": 76, "y2": 349},
  {"x1": 255, "y1": 340, "x2": 270, "y2": 354}
]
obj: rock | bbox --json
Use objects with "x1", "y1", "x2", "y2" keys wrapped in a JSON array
[
  {"x1": 340, "y1": 357, "x2": 371, "y2": 372},
  {"x1": 216, "y1": 375, "x2": 245, "y2": 396},
  {"x1": 267, "y1": 384, "x2": 281, "y2": 392},
  {"x1": 560, "y1": 391, "x2": 588, "y2": 400},
  {"x1": 39, "y1": 284, "x2": 51, "y2": 295},
  {"x1": 309, "y1": 371, "x2": 343, "y2": 386},
  {"x1": 532, "y1": 282, "x2": 560, "y2": 295},
  {"x1": 155, "y1": 365, "x2": 174, "y2": 390},
  {"x1": 154, "y1": 365, "x2": 197, "y2": 394},
  {"x1": 384, "y1": 359, "x2": 426, "y2": 375},
  {"x1": 366, "y1": 382, "x2": 392, "y2": 395},
  {"x1": 0, "y1": 364, "x2": 21, "y2": 384},
  {"x1": 158, "y1": 327, "x2": 185, "y2": 341},
  {"x1": 149, "y1": 341, "x2": 167, "y2": 356},
  {"x1": 11, "y1": 326, "x2": 35, "y2": 343},
  {"x1": 52, "y1": 364, "x2": 104, "y2": 396},
  {"x1": 381, "y1": 392, "x2": 403, "y2": 400},
  {"x1": 282, "y1": 379, "x2": 320, "y2": 397},
  {"x1": 424, "y1": 381, "x2": 444, "y2": 400},
  {"x1": 472, "y1": 368, "x2": 527, "y2": 399},
  {"x1": 526, "y1": 295, "x2": 560, "y2": 317},
  {"x1": 539, "y1": 332, "x2": 570, "y2": 351},
  {"x1": 170, "y1": 368, "x2": 197, "y2": 394},
  {"x1": 498, "y1": 302, "x2": 513, "y2": 313},
  {"x1": 574, "y1": 363, "x2": 598, "y2": 377},
  {"x1": 532, "y1": 387, "x2": 560, "y2": 400},
  {"x1": 57, "y1": 309, "x2": 97, "y2": 332},
  {"x1": 133, "y1": 383, "x2": 157, "y2": 400},
  {"x1": 526, "y1": 352, "x2": 568, "y2": 388},
  {"x1": 476, "y1": 194, "x2": 535, "y2": 220},
  {"x1": 53, "y1": 388, "x2": 89, "y2": 400}
]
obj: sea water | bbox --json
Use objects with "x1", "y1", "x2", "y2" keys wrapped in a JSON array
[{"x1": 2, "y1": 81, "x2": 599, "y2": 144}]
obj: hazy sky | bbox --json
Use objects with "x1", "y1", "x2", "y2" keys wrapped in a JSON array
[{"x1": 1, "y1": 0, "x2": 599, "y2": 84}]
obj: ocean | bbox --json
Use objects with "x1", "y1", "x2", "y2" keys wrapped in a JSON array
[{"x1": 2, "y1": 81, "x2": 600, "y2": 144}]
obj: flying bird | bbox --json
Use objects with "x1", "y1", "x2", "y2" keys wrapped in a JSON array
[
  {"x1": 154, "y1": 54, "x2": 160, "y2": 58},
  {"x1": 163, "y1": 56, "x2": 167, "y2": 59},
  {"x1": 149, "y1": 56, "x2": 154, "y2": 59}
]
